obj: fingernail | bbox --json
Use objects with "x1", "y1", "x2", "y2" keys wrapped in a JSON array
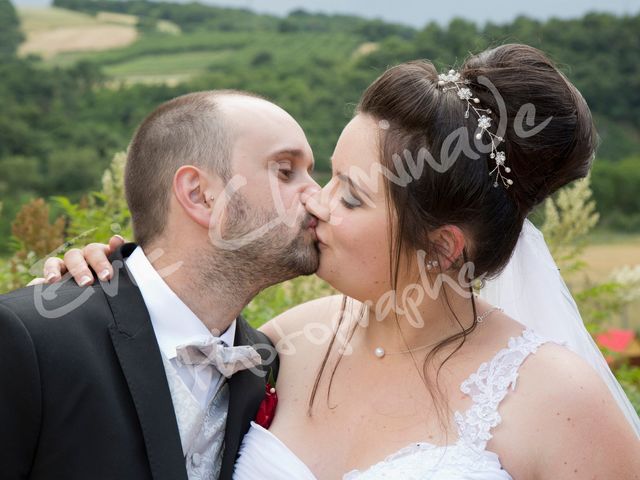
[
  {"x1": 79, "y1": 276, "x2": 92, "y2": 287},
  {"x1": 45, "y1": 273, "x2": 57, "y2": 283},
  {"x1": 114, "y1": 235, "x2": 124, "y2": 241},
  {"x1": 98, "y1": 270, "x2": 111, "y2": 281}
]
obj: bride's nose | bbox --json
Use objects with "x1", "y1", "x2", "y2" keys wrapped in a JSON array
[{"x1": 301, "y1": 186, "x2": 331, "y2": 222}]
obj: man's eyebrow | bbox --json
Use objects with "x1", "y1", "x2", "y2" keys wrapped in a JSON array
[
  {"x1": 337, "y1": 173, "x2": 372, "y2": 200},
  {"x1": 269, "y1": 148, "x2": 305, "y2": 159}
]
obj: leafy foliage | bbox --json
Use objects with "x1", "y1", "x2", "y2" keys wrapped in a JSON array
[
  {"x1": 4, "y1": 5, "x2": 640, "y2": 256},
  {"x1": 542, "y1": 175, "x2": 599, "y2": 275},
  {"x1": 244, "y1": 276, "x2": 335, "y2": 329},
  {"x1": 541, "y1": 178, "x2": 640, "y2": 413},
  {"x1": 541, "y1": 176, "x2": 639, "y2": 333},
  {"x1": 0, "y1": 198, "x2": 65, "y2": 291},
  {"x1": 0, "y1": 0, "x2": 23, "y2": 58},
  {"x1": 614, "y1": 364, "x2": 640, "y2": 416},
  {"x1": 2, "y1": 0, "x2": 640, "y2": 257},
  {"x1": 53, "y1": 151, "x2": 132, "y2": 245},
  {"x1": 592, "y1": 157, "x2": 640, "y2": 232}
]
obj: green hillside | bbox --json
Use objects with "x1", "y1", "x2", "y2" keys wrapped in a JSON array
[{"x1": 1, "y1": 0, "x2": 640, "y2": 253}]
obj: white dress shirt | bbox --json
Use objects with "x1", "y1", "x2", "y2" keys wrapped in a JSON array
[{"x1": 125, "y1": 246, "x2": 236, "y2": 409}]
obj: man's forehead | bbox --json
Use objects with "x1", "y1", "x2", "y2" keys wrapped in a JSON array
[
  {"x1": 218, "y1": 95, "x2": 294, "y2": 127},
  {"x1": 220, "y1": 95, "x2": 313, "y2": 162}
]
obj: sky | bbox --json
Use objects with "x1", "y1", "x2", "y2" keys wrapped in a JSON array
[{"x1": 14, "y1": 0, "x2": 640, "y2": 27}]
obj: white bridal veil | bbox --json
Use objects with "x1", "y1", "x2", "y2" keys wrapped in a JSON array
[{"x1": 480, "y1": 218, "x2": 640, "y2": 438}]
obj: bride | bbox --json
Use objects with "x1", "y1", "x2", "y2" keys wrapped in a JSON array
[{"x1": 40, "y1": 43, "x2": 640, "y2": 478}]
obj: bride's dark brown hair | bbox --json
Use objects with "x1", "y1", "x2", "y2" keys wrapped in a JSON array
[{"x1": 308, "y1": 44, "x2": 597, "y2": 430}]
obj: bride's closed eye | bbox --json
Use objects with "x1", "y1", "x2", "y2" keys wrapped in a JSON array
[
  {"x1": 340, "y1": 189, "x2": 362, "y2": 209},
  {"x1": 337, "y1": 173, "x2": 370, "y2": 209}
]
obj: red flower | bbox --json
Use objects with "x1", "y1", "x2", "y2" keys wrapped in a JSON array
[{"x1": 255, "y1": 382, "x2": 278, "y2": 429}]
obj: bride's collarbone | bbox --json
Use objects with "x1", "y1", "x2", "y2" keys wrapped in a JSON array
[
  {"x1": 270, "y1": 313, "x2": 534, "y2": 476},
  {"x1": 271, "y1": 374, "x2": 466, "y2": 475},
  {"x1": 274, "y1": 411, "x2": 460, "y2": 479}
]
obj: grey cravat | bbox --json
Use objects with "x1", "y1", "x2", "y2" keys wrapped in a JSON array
[{"x1": 175, "y1": 338, "x2": 262, "y2": 378}]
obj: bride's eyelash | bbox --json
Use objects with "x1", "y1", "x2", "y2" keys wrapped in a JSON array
[
  {"x1": 340, "y1": 198, "x2": 353, "y2": 209},
  {"x1": 340, "y1": 195, "x2": 362, "y2": 209}
]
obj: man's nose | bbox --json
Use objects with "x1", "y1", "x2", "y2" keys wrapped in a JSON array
[
  {"x1": 300, "y1": 183, "x2": 321, "y2": 201},
  {"x1": 301, "y1": 187, "x2": 330, "y2": 222}
]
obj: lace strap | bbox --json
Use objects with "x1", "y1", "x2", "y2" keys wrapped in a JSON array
[{"x1": 454, "y1": 328, "x2": 549, "y2": 450}]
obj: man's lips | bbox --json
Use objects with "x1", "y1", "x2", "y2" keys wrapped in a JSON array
[
  {"x1": 305, "y1": 217, "x2": 318, "y2": 229},
  {"x1": 303, "y1": 216, "x2": 327, "y2": 247},
  {"x1": 304, "y1": 216, "x2": 319, "y2": 242}
]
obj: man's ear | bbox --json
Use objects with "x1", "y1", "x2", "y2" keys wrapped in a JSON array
[
  {"x1": 173, "y1": 165, "x2": 222, "y2": 229},
  {"x1": 427, "y1": 225, "x2": 466, "y2": 270}
]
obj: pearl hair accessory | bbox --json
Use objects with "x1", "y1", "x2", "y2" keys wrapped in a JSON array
[
  {"x1": 437, "y1": 69, "x2": 513, "y2": 189},
  {"x1": 373, "y1": 306, "x2": 503, "y2": 359}
]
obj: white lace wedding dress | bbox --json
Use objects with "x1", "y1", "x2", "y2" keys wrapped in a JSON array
[{"x1": 234, "y1": 328, "x2": 559, "y2": 479}]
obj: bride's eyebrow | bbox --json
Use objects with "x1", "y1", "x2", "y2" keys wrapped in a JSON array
[{"x1": 336, "y1": 173, "x2": 372, "y2": 201}]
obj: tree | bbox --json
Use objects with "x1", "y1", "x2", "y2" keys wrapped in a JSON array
[{"x1": 0, "y1": 0, "x2": 24, "y2": 58}]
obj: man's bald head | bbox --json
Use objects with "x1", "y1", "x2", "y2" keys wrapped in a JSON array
[{"x1": 125, "y1": 90, "x2": 269, "y2": 247}]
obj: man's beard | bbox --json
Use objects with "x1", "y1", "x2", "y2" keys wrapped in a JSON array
[{"x1": 204, "y1": 192, "x2": 319, "y2": 295}]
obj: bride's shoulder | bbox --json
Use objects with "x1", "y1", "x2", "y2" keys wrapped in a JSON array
[
  {"x1": 519, "y1": 338, "x2": 605, "y2": 393},
  {"x1": 501, "y1": 337, "x2": 633, "y2": 441},
  {"x1": 501, "y1": 338, "x2": 640, "y2": 476},
  {"x1": 493, "y1": 337, "x2": 640, "y2": 477},
  {"x1": 258, "y1": 294, "x2": 349, "y2": 345},
  {"x1": 506, "y1": 338, "x2": 610, "y2": 411}
]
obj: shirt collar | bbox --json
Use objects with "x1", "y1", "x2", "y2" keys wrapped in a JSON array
[{"x1": 125, "y1": 246, "x2": 236, "y2": 359}]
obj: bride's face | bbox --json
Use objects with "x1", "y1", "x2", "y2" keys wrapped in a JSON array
[{"x1": 305, "y1": 114, "x2": 396, "y2": 303}]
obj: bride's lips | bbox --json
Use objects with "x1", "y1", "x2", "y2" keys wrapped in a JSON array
[{"x1": 314, "y1": 229, "x2": 327, "y2": 247}]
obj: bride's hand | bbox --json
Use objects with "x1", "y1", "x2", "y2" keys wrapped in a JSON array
[{"x1": 27, "y1": 235, "x2": 126, "y2": 287}]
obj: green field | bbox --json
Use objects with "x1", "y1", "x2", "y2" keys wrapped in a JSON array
[
  {"x1": 103, "y1": 50, "x2": 234, "y2": 82},
  {"x1": 19, "y1": 7, "x2": 363, "y2": 84},
  {"x1": 17, "y1": 7, "x2": 139, "y2": 59},
  {"x1": 18, "y1": 6, "x2": 111, "y2": 30}
]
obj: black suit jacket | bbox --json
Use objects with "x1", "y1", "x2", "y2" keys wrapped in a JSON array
[{"x1": 0, "y1": 243, "x2": 278, "y2": 480}]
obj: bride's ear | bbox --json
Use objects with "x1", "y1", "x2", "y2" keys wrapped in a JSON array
[
  {"x1": 427, "y1": 225, "x2": 466, "y2": 270},
  {"x1": 173, "y1": 166, "x2": 224, "y2": 229}
]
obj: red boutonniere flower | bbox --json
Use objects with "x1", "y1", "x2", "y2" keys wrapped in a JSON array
[{"x1": 255, "y1": 369, "x2": 278, "y2": 429}]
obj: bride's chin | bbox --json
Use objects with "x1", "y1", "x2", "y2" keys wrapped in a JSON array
[
  {"x1": 315, "y1": 258, "x2": 338, "y2": 286},
  {"x1": 316, "y1": 262, "x2": 361, "y2": 301}
]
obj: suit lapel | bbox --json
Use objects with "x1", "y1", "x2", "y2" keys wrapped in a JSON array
[
  {"x1": 105, "y1": 244, "x2": 188, "y2": 480},
  {"x1": 219, "y1": 317, "x2": 268, "y2": 480}
]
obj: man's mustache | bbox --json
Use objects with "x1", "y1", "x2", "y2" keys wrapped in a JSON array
[{"x1": 302, "y1": 214, "x2": 318, "y2": 230}]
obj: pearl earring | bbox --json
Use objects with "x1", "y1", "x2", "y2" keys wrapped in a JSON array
[{"x1": 426, "y1": 259, "x2": 439, "y2": 270}]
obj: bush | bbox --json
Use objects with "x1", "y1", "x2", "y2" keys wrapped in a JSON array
[
  {"x1": 592, "y1": 157, "x2": 640, "y2": 232},
  {"x1": 542, "y1": 176, "x2": 640, "y2": 414},
  {"x1": 614, "y1": 364, "x2": 640, "y2": 415}
]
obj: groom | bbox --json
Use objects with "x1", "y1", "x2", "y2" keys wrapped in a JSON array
[{"x1": 0, "y1": 90, "x2": 320, "y2": 479}]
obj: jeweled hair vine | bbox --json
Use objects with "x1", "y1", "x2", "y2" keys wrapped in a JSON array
[{"x1": 437, "y1": 69, "x2": 513, "y2": 189}]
